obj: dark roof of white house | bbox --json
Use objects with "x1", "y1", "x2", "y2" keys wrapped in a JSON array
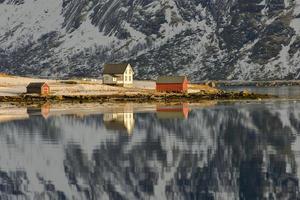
[
  {"x1": 103, "y1": 64, "x2": 130, "y2": 74},
  {"x1": 26, "y1": 82, "x2": 48, "y2": 88},
  {"x1": 156, "y1": 76, "x2": 187, "y2": 84}
]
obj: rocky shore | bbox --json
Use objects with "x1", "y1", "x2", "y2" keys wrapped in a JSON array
[
  {"x1": 213, "y1": 80, "x2": 300, "y2": 87},
  {"x1": 0, "y1": 91, "x2": 275, "y2": 105}
]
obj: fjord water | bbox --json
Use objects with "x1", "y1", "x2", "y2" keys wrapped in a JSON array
[
  {"x1": 221, "y1": 85, "x2": 300, "y2": 98},
  {"x1": 0, "y1": 100, "x2": 300, "y2": 199}
]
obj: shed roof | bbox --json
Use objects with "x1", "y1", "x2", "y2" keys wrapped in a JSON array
[
  {"x1": 103, "y1": 63, "x2": 130, "y2": 74},
  {"x1": 156, "y1": 76, "x2": 187, "y2": 84},
  {"x1": 26, "y1": 82, "x2": 48, "y2": 88}
]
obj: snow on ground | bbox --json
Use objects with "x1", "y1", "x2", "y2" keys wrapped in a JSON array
[
  {"x1": 0, "y1": 76, "x2": 218, "y2": 97},
  {"x1": 0, "y1": 76, "x2": 157, "y2": 96},
  {"x1": 133, "y1": 80, "x2": 155, "y2": 89}
]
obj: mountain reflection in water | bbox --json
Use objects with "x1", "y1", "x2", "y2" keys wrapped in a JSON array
[{"x1": 0, "y1": 101, "x2": 300, "y2": 199}]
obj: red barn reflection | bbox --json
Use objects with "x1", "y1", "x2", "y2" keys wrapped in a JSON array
[{"x1": 156, "y1": 103, "x2": 189, "y2": 119}]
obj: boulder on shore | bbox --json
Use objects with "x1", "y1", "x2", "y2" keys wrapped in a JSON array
[{"x1": 205, "y1": 81, "x2": 216, "y2": 88}]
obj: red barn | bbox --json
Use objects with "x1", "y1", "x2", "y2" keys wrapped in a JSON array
[
  {"x1": 26, "y1": 82, "x2": 50, "y2": 96},
  {"x1": 156, "y1": 76, "x2": 188, "y2": 93}
]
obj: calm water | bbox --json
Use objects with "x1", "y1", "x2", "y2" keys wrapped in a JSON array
[
  {"x1": 0, "y1": 100, "x2": 300, "y2": 200},
  {"x1": 221, "y1": 85, "x2": 300, "y2": 98}
]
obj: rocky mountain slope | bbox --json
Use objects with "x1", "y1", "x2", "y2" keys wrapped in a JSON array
[{"x1": 0, "y1": 0, "x2": 299, "y2": 81}]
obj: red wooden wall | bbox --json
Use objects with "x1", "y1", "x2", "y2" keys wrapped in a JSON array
[
  {"x1": 41, "y1": 84, "x2": 50, "y2": 95},
  {"x1": 156, "y1": 80, "x2": 188, "y2": 93}
]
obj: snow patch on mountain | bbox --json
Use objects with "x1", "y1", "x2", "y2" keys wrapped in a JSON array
[
  {"x1": 0, "y1": 0, "x2": 63, "y2": 50},
  {"x1": 58, "y1": 15, "x2": 118, "y2": 54},
  {"x1": 291, "y1": 0, "x2": 300, "y2": 34}
]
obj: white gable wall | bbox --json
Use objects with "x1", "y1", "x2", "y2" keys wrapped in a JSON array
[{"x1": 123, "y1": 64, "x2": 134, "y2": 85}]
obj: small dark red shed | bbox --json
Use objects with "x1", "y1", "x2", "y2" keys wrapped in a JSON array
[
  {"x1": 26, "y1": 82, "x2": 50, "y2": 96},
  {"x1": 156, "y1": 76, "x2": 188, "y2": 93}
]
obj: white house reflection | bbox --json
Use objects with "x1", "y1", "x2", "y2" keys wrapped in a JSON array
[{"x1": 103, "y1": 104, "x2": 135, "y2": 134}]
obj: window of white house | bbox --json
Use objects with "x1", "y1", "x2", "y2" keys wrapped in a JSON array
[
  {"x1": 129, "y1": 76, "x2": 131, "y2": 81},
  {"x1": 125, "y1": 76, "x2": 127, "y2": 81}
]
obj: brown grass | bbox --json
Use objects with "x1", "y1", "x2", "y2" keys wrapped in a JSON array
[
  {"x1": 188, "y1": 84, "x2": 219, "y2": 92},
  {"x1": 0, "y1": 73, "x2": 12, "y2": 77}
]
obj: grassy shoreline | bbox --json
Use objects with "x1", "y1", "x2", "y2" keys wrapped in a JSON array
[
  {"x1": 208, "y1": 80, "x2": 300, "y2": 87},
  {"x1": 0, "y1": 91, "x2": 275, "y2": 105}
]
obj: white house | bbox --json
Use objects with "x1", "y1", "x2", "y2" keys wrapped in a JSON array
[{"x1": 102, "y1": 63, "x2": 134, "y2": 87}]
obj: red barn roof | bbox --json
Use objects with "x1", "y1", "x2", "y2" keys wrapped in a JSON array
[{"x1": 156, "y1": 76, "x2": 187, "y2": 84}]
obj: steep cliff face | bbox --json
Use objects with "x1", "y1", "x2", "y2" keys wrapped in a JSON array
[{"x1": 0, "y1": 0, "x2": 299, "y2": 80}]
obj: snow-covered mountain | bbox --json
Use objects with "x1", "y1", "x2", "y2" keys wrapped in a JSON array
[{"x1": 0, "y1": 0, "x2": 300, "y2": 80}]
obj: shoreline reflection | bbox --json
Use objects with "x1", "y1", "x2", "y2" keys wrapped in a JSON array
[{"x1": 0, "y1": 102, "x2": 299, "y2": 199}]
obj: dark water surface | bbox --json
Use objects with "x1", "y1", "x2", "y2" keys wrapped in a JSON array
[
  {"x1": 221, "y1": 85, "x2": 300, "y2": 98},
  {"x1": 0, "y1": 101, "x2": 300, "y2": 200}
]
